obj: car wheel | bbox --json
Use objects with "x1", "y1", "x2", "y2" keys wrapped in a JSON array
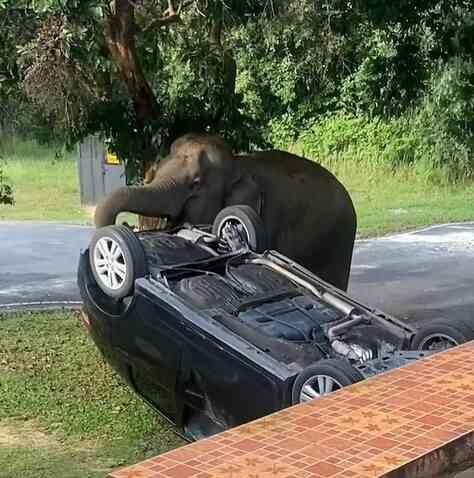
[
  {"x1": 89, "y1": 225, "x2": 147, "y2": 299},
  {"x1": 411, "y1": 318, "x2": 474, "y2": 351},
  {"x1": 291, "y1": 359, "x2": 363, "y2": 405},
  {"x1": 212, "y1": 205, "x2": 267, "y2": 252}
]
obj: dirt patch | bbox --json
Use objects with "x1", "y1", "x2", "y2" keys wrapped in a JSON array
[{"x1": 0, "y1": 419, "x2": 59, "y2": 449}]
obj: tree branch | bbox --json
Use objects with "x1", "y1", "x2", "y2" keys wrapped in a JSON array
[
  {"x1": 166, "y1": 0, "x2": 176, "y2": 15},
  {"x1": 142, "y1": 0, "x2": 196, "y2": 32},
  {"x1": 178, "y1": 0, "x2": 195, "y2": 14},
  {"x1": 104, "y1": 0, "x2": 160, "y2": 124},
  {"x1": 209, "y1": 17, "x2": 222, "y2": 46}
]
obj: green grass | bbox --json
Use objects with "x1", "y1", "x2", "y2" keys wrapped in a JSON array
[
  {"x1": 1, "y1": 138, "x2": 474, "y2": 236},
  {"x1": 0, "y1": 311, "x2": 183, "y2": 478},
  {"x1": 325, "y1": 160, "x2": 474, "y2": 238},
  {"x1": 0, "y1": 139, "x2": 89, "y2": 223}
]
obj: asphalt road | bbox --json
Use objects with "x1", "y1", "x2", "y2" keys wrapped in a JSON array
[
  {"x1": 349, "y1": 222, "x2": 474, "y2": 325},
  {"x1": 0, "y1": 221, "x2": 473, "y2": 323},
  {"x1": 0, "y1": 222, "x2": 91, "y2": 311}
]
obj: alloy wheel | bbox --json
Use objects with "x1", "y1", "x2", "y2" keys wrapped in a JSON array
[
  {"x1": 418, "y1": 333, "x2": 458, "y2": 351},
  {"x1": 299, "y1": 374, "x2": 344, "y2": 403},
  {"x1": 93, "y1": 237, "x2": 127, "y2": 290}
]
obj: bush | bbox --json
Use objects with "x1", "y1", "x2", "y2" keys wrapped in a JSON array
[
  {"x1": 296, "y1": 113, "x2": 423, "y2": 169},
  {"x1": 0, "y1": 165, "x2": 14, "y2": 205},
  {"x1": 293, "y1": 58, "x2": 474, "y2": 182},
  {"x1": 340, "y1": 30, "x2": 426, "y2": 118},
  {"x1": 414, "y1": 58, "x2": 474, "y2": 179}
]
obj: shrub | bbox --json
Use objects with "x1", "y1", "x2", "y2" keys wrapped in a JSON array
[
  {"x1": 294, "y1": 58, "x2": 474, "y2": 181},
  {"x1": 296, "y1": 113, "x2": 423, "y2": 169},
  {"x1": 414, "y1": 58, "x2": 474, "y2": 179},
  {"x1": 0, "y1": 165, "x2": 14, "y2": 205},
  {"x1": 340, "y1": 30, "x2": 426, "y2": 118}
]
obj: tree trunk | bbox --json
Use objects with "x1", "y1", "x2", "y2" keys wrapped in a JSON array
[
  {"x1": 104, "y1": 0, "x2": 160, "y2": 172},
  {"x1": 103, "y1": 0, "x2": 163, "y2": 230}
]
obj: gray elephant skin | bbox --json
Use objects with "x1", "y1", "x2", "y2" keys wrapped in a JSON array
[{"x1": 95, "y1": 134, "x2": 357, "y2": 290}]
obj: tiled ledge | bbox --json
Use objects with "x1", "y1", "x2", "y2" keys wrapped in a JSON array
[{"x1": 109, "y1": 341, "x2": 474, "y2": 478}]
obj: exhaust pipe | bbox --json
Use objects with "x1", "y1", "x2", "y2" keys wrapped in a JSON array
[
  {"x1": 250, "y1": 257, "x2": 355, "y2": 315},
  {"x1": 250, "y1": 257, "x2": 373, "y2": 362}
]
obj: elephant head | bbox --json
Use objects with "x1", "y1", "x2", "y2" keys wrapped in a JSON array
[{"x1": 94, "y1": 134, "x2": 260, "y2": 228}]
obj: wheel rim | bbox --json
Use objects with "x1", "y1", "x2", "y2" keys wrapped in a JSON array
[
  {"x1": 418, "y1": 333, "x2": 459, "y2": 351},
  {"x1": 299, "y1": 375, "x2": 344, "y2": 403},
  {"x1": 93, "y1": 237, "x2": 127, "y2": 291},
  {"x1": 218, "y1": 217, "x2": 251, "y2": 245}
]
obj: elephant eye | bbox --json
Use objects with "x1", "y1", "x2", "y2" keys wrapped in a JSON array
[{"x1": 192, "y1": 177, "x2": 201, "y2": 189}]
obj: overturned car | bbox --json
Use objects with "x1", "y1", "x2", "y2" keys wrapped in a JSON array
[{"x1": 78, "y1": 206, "x2": 474, "y2": 440}]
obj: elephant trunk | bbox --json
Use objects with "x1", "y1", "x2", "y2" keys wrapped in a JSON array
[{"x1": 94, "y1": 176, "x2": 184, "y2": 228}]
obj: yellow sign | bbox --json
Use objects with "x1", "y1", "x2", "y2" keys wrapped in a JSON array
[{"x1": 105, "y1": 150, "x2": 121, "y2": 165}]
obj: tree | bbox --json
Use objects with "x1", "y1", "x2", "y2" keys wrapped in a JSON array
[
  {"x1": 2, "y1": 0, "x2": 474, "y2": 181},
  {"x1": 0, "y1": 0, "x2": 273, "y2": 180}
]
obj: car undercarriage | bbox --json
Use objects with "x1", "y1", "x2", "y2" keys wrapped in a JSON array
[{"x1": 78, "y1": 206, "x2": 474, "y2": 440}]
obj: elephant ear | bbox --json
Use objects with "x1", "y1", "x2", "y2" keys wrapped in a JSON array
[{"x1": 225, "y1": 172, "x2": 262, "y2": 215}]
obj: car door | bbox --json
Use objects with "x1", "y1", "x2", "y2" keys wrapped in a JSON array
[{"x1": 128, "y1": 295, "x2": 184, "y2": 422}]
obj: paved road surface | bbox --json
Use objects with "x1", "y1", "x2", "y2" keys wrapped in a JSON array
[
  {"x1": 1, "y1": 221, "x2": 473, "y2": 323},
  {"x1": 0, "y1": 222, "x2": 91, "y2": 311},
  {"x1": 349, "y1": 222, "x2": 474, "y2": 324}
]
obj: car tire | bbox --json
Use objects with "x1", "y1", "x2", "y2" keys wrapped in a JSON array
[
  {"x1": 291, "y1": 359, "x2": 363, "y2": 405},
  {"x1": 89, "y1": 225, "x2": 147, "y2": 299},
  {"x1": 411, "y1": 318, "x2": 474, "y2": 351},
  {"x1": 212, "y1": 205, "x2": 267, "y2": 252}
]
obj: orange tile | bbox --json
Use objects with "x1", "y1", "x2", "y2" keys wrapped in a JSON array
[
  {"x1": 277, "y1": 437, "x2": 313, "y2": 452},
  {"x1": 300, "y1": 444, "x2": 338, "y2": 460},
  {"x1": 416, "y1": 414, "x2": 449, "y2": 427},
  {"x1": 297, "y1": 430, "x2": 332, "y2": 443},
  {"x1": 321, "y1": 436, "x2": 354, "y2": 452},
  {"x1": 365, "y1": 436, "x2": 400, "y2": 451},
  {"x1": 162, "y1": 464, "x2": 200, "y2": 478},
  {"x1": 294, "y1": 416, "x2": 325, "y2": 428},
  {"x1": 231, "y1": 438, "x2": 265, "y2": 452},
  {"x1": 306, "y1": 461, "x2": 344, "y2": 477}
]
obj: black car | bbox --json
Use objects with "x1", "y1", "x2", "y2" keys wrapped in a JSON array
[{"x1": 78, "y1": 205, "x2": 474, "y2": 441}]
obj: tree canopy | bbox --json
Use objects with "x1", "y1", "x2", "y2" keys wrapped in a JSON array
[{"x1": 1, "y1": 0, "x2": 474, "y2": 184}]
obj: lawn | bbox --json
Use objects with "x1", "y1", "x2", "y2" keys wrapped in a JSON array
[
  {"x1": 0, "y1": 311, "x2": 183, "y2": 478},
  {"x1": 0, "y1": 140, "x2": 89, "y2": 223},
  {"x1": 329, "y1": 161, "x2": 474, "y2": 237},
  {"x1": 1, "y1": 139, "x2": 474, "y2": 236}
]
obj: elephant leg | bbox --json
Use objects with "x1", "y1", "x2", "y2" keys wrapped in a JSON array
[
  {"x1": 275, "y1": 234, "x2": 352, "y2": 291},
  {"x1": 295, "y1": 227, "x2": 355, "y2": 291},
  {"x1": 318, "y1": 229, "x2": 355, "y2": 291},
  {"x1": 315, "y1": 251, "x2": 352, "y2": 291}
]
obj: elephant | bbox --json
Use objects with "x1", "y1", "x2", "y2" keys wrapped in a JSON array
[{"x1": 94, "y1": 133, "x2": 357, "y2": 290}]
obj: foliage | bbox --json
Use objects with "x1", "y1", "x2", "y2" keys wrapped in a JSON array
[
  {"x1": 0, "y1": 167, "x2": 14, "y2": 205},
  {"x1": 339, "y1": 29, "x2": 427, "y2": 117},
  {"x1": 294, "y1": 53, "x2": 474, "y2": 180},
  {"x1": 0, "y1": 0, "x2": 276, "y2": 181},
  {"x1": 296, "y1": 113, "x2": 422, "y2": 169},
  {"x1": 232, "y1": 1, "x2": 364, "y2": 145},
  {"x1": 1, "y1": 0, "x2": 474, "y2": 180},
  {"x1": 415, "y1": 58, "x2": 474, "y2": 178},
  {"x1": 0, "y1": 140, "x2": 14, "y2": 206}
]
